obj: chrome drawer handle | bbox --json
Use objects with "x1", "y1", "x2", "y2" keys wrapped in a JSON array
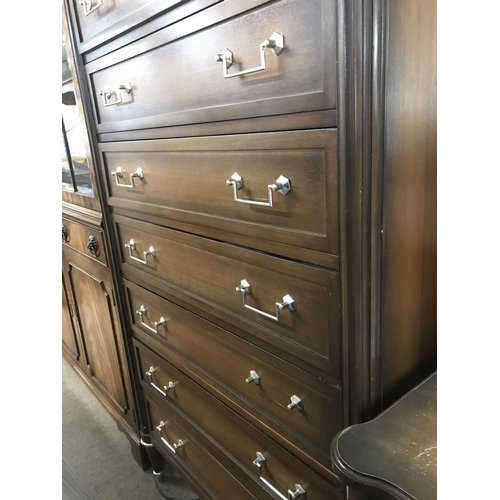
[
  {"x1": 236, "y1": 280, "x2": 295, "y2": 322},
  {"x1": 78, "y1": 0, "x2": 102, "y2": 16},
  {"x1": 245, "y1": 370, "x2": 260, "y2": 385},
  {"x1": 156, "y1": 421, "x2": 184, "y2": 454},
  {"x1": 216, "y1": 32, "x2": 285, "y2": 79},
  {"x1": 124, "y1": 239, "x2": 155, "y2": 265},
  {"x1": 135, "y1": 305, "x2": 166, "y2": 334},
  {"x1": 146, "y1": 366, "x2": 176, "y2": 397},
  {"x1": 99, "y1": 82, "x2": 132, "y2": 107},
  {"x1": 287, "y1": 395, "x2": 303, "y2": 412},
  {"x1": 226, "y1": 172, "x2": 291, "y2": 207},
  {"x1": 111, "y1": 166, "x2": 144, "y2": 188},
  {"x1": 253, "y1": 453, "x2": 307, "y2": 500},
  {"x1": 62, "y1": 224, "x2": 69, "y2": 243}
]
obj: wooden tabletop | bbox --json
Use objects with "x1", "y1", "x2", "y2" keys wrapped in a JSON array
[{"x1": 331, "y1": 372, "x2": 437, "y2": 500}]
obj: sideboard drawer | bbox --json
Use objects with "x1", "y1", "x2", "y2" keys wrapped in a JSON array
[
  {"x1": 145, "y1": 397, "x2": 259, "y2": 500},
  {"x1": 132, "y1": 332, "x2": 342, "y2": 464},
  {"x1": 114, "y1": 214, "x2": 341, "y2": 376},
  {"x1": 62, "y1": 218, "x2": 107, "y2": 265},
  {"x1": 71, "y1": 0, "x2": 186, "y2": 52},
  {"x1": 142, "y1": 355, "x2": 344, "y2": 500},
  {"x1": 101, "y1": 130, "x2": 338, "y2": 264},
  {"x1": 86, "y1": 0, "x2": 336, "y2": 134}
]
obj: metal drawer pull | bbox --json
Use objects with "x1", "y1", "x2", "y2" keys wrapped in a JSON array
[
  {"x1": 111, "y1": 166, "x2": 144, "y2": 188},
  {"x1": 135, "y1": 305, "x2": 166, "y2": 334},
  {"x1": 78, "y1": 0, "x2": 102, "y2": 16},
  {"x1": 146, "y1": 366, "x2": 176, "y2": 397},
  {"x1": 253, "y1": 453, "x2": 307, "y2": 500},
  {"x1": 245, "y1": 370, "x2": 260, "y2": 385},
  {"x1": 124, "y1": 239, "x2": 156, "y2": 265},
  {"x1": 236, "y1": 280, "x2": 295, "y2": 321},
  {"x1": 87, "y1": 235, "x2": 99, "y2": 258},
  {"x1": 99, "y1": 82, "x2": 132, "y2": 107},
  {"x1": 156, "y1": 421, "x2": 184, "y2": 454},
  {"x1": 287, "y1": 395, "x2": 303, "y2": 412},
  {"x1": 226, "y1": 172, "x2": 291, "y2": 207},
  {"x1": 216, "y1": 32, "x2": 285, "y2": 79},
  {"x1": 62, "y1": 224, "x2": 69, "y2": 243}
]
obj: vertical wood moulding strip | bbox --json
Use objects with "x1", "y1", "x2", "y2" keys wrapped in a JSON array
[
  {"x1": 360, "y1": 0, "x2": 374, "y2": 424},
  {"x1": 337, "y1": 0, "x2": 350, "y2": 429},
  {"x1": 369, "y1": 0, "x2": 387, "y2": 418},
  {"x1": 348, "y1": 0, "x2": 365, "y2": 426},
  {"x1": 340, "y1": 0, "x2": 382, "y2": 425}
]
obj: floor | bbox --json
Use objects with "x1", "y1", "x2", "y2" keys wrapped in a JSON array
[{"x1": 62, "y1": 359, "x2": 198, "y2": 500}]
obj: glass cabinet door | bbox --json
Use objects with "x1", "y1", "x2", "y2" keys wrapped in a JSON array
[{"x1": 62, "y1": 16, "x2": 100, "y2": 211}]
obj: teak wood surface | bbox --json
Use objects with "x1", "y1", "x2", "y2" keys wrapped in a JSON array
[
  {"x1": 146, "y1": 396, "x2": 258, "y2": 500},
  {"x1": 141, "y1": 359, "x2": 344, "y2": 500},
  {"x1": 100, "y1": 129, "x2": 339, "y2": 268},
  {"x1": 86, "y1": 0, "x2": 336, "y2": 134},
  {"x1": 133, "y1": 330, "x2": 341, "y2": 469},
  {"x1": 62, "y1": 217, "x2": 107, "y2": 266},
  {"x1": 114, "y1": 213, "x2": 342, "y2": 376},
  {"x1": 63, "y1": 247, "x2": 130, "y2": 419},
  {"x1": 331, "y1": 372, "x2": 437, "y2": 500},
  {"x1": 62, "y1": 0, "x2": 437, "y2": 497}
]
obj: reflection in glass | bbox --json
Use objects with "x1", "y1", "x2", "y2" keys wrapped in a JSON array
[
  {"x1": 62, "y1": 121, "x2": 74, "y2": 191},
  {"x1": 62, "y1": 33, "x2": 94, "y2": 196}
]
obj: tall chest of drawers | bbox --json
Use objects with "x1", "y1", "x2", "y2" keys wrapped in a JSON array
[{"x1": 64, "y1": 1, "x2": 437, "y2": 499}]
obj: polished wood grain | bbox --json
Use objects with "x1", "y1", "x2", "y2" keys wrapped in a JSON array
[
  {"x1": 114, "y1": 214, "x2": 341, "y2": 375},
  {"x1": 335, "y1": 0, "x2": 437, "y2": 427},
  {"x1": 71, "y1": 0, "x2": 186, "y2": 53},
  {"x1": 83, "y1": 0, "x2": 229, "y2": 62},
  {"x1": 62, "y1": 218, "x2": 107, "y2": 265},
  {"x1": 62, "y1": 0, "x2": 438, "y2": 497},
  {"x1": 97, "y1": 109, "x2": 337, "y2": 144},
  {"x1": 63, "y1": 0, "x2": 150, "y2": 473},
  {"x1": 332, "y1": 373, "x2": 437, "y2": 500},
  {"x1": 62, "y1": 275, "x2": 81, "y2": 363},
  {"x1": 379, "y1": 0, "x2": 437, "y2": 407},
  {"x1": 100, "y1": 130, "x2": 338, "y2": 265},
  {"x1": 146, "y1": 398, "x2": 260, "y2": 500},
  {"x1": 142, "y1": 364, "x2": 344, "y2": 500},
  {"x1": 86, "y1": 0, "x2": 336, "y2": 134},
  {"x1": 63, "y1": 247, "x2": 129, "y2": 418},
  {"x1": 132, "y1": 332, "x2": 342, "y2": 467}
]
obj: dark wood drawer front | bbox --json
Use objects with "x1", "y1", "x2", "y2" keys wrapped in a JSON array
[
  {"x1": 131, "y1": 319, "x2": 342, "y2": 462},
  {"x1": 145, "y1": 397, "x2": 259, "y2": 500},
  {"x1": 62, "y1": 218, "x2": 107, "y2": 265},
  {"x1": 101, "y1": 130, "x2": 338, "y2": 264},
  {"x1": 115, "y1": 215, "x2": 341, "y2": 375},
  {"x1": 140, "y1": 350, "x2": 343, "y2": 500},
  {"x1": 72, "y1": 0, "x2": 186, "y2": 52},
  {"x1": 87, "y1": 0, "x2": 336, "y2": 134}
]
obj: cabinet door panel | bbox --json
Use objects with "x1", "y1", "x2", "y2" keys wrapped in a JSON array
[
  {"x1": 62, "y1": 275, "x2": 81, "y2": 362},
  {"x1": 65, "y1": 256, "x2": 128, "y2": 415}
]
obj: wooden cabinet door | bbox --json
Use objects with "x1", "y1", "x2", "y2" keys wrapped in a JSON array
[
  {"x1": 63, "y1": 249, "x2": 129, "y2": 418},
  {"x1": 62, "y1": 274, "x2": 81, "y2": 363}
]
